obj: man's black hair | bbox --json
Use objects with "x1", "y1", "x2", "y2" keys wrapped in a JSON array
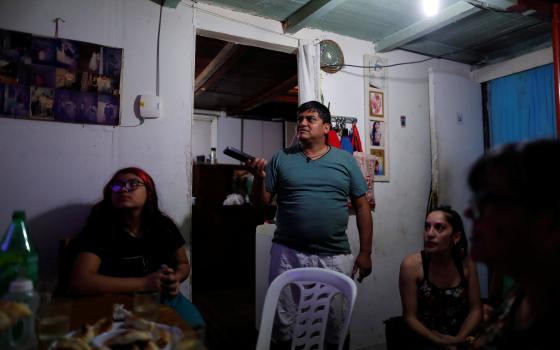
[{"x1": 297, "y1": 101, "x2": 331, "y2": 124}]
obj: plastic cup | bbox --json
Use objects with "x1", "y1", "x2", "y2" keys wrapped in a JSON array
[
  {"x1": 133, "y1": 291, "x2": 160, "y2": 321},
  {"x1": 36, "y1": 298, "x2": 72, "y2": 344}
]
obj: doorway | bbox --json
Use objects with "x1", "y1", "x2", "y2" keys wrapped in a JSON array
[{"x1": 190, "y1": 34, "x2": 297, "y2": 350}]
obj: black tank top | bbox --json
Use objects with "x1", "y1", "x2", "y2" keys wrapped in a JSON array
[{"x1": 417, "y1": 250, "x2": 469, "y2": 335}]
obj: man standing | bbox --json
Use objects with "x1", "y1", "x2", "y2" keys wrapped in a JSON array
[{"x1": 248, "y1": 101, "x2": 373, "y2": 349}]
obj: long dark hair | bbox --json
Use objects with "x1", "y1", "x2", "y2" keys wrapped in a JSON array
[
  {"x1": 87, "y1": 167, "x2": 162, "y2": 229},
  {"x1": 430, "y1": 205, "x2": 468, "y2": 260}
]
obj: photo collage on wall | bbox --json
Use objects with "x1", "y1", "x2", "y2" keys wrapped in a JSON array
[
  {"x1": 364, "y1": 54, "x2": 389, "y2": 181},
  {"x1": 0, "y1": 28, "x2": 122, "y2": 125}
]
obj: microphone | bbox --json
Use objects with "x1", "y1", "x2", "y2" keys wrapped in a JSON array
[{"x1": 306, "y1": 156, "x2": 310, "y2": 162}]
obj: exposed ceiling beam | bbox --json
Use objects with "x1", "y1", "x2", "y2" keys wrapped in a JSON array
[
  {"x1": 374, "y1": 2, "x2": 480, "y2": 53},
  {"x1": 195, "y1": 43, "x2": 247, "y2": 96},
  {"x1": 283, "y1": 0, "x2": 349, "y2": 34},
  {"x1": 467, "y1": 1, "x2": 551, "y2": 16},
  {"x1": 269, "y1": 95, "x2": 299, "y2": 104},
  {"x1": 228, "y1": 75, "x2": 298, "y2": 115}
]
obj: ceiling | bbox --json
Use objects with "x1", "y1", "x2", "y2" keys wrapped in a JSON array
[
  {"x1": 190, "y1": 0, "x2": 555, "y2": 120},
  {"x1": 194, "y1": 36, "x2": 298, "y2": 121}
]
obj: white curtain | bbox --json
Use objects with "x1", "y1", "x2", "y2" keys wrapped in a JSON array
[{"x1": 297, "y1": 39, "x2": 320, "y2": 104}]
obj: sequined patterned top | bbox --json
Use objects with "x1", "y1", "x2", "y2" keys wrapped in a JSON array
[{"x1": 417, "y1": 250, "x2": 469, "y2": 335}]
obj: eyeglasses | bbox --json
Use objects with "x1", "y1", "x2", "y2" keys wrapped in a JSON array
[{"x1": 111, "y1": 179, "x2": 145, "y2": 192}]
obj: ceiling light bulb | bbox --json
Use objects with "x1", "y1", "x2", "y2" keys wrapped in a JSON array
[{"x1": 423, "y1": 0, "x2": 439, "y2": 17}]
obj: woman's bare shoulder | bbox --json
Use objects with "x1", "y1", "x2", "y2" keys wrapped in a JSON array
[{"x1": 401, "y1": 252, "x2": 422, "y2": 270}]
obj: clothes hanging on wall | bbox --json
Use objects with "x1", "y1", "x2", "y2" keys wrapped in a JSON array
[
  {"x1": 327, "y1": 129, "x2": 341, "y2": 148},
  {"x1": 351, "y1": 123, "x2": 363, "y2": 152},
  {"x1": 340, "y1": 128, "x2": 353, "y2": 154}
]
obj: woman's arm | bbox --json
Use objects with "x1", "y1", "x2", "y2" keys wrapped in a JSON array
[
  {"x1": 161, "y1": 246, "x2": 191, "y2": 297},
  {"x1": 455, "y1": 257, "x2": 482, "y2": 340},
  {"x1": 69, "y1": 252, "x2": 164, "y2": 295},
  {"x1": 400, "y1": 254, "x2": 454, "y2": 346}
]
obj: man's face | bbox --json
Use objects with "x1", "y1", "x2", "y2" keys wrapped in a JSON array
[{"x1": 297, "y1": 110, "x2": 330, "y2": 143}]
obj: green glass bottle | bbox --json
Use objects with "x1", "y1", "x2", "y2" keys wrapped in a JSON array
[{"x1": 0, "y1": 211, "x2": 38, "y2": 295}]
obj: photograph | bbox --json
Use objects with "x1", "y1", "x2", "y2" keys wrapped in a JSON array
[
  {"x1": 31, "y1": 36, "x2": 56, "y2": 65},
  {"x1": 17, "y1": 64, "x2": 56, "y2": 88},
  {"x1": 370, "y1": 149, "x2": 385, "y2": 177},
  {"x1": 54, "y1": 89, "x2": 80, "y2": 122},
  {"x1": 369, "y1": 90, "x2": 383, "y2": 117},
  {"x1": 76, "y1": 91, "x2": 98, "y2": 124},
  {"x1": 0, "y1": 30, "x2": 32, "y2": 64},
  {"x1": 97, "y1": 94, "x2": 119, "y2": 125},
  {"x1": 79, "y1": 71, "x2": 98, "y2": 93},
  {"x1": 4, "y1": 85, "x2": 30, "y2": 118},
  {"x1": 0, "y1": 62, "x2": 18, "y2": 85},
  {"x1": 102, "y1": 47, "x2": 122, "y2": 79},
  {"x1": 96, "y1": 74, "x2": 116, "y2": 95},
  {"x1": 56, "y1": 68, "x2": 79, "y2": 89},
  {"x1": 56, "y1": 39, "x2": 79, "y2": 69},
  {"x1": 369, "y1": 120, "x2": 385, "y2": 147},
  {"x1": 30, "y1": 86, "x2": 54, "y2": 120},
  {"x1": 366, "y1": 55, "x2": 387, "y2": 90},
  {"x1": 79, "y1": 42, "x2": 101, "y2": 73}
]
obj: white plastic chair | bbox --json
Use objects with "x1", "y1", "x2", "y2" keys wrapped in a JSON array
[{"x1": 255, "y1": 267, "x2": 357, "y2": 350}]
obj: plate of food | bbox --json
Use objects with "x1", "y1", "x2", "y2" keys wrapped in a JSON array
[{"x1": 48, "y1": 314, "x2": 181, "y2": 350}]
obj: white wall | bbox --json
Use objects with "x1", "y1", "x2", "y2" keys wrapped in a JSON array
[
  {"x1": 195, "y1": 3, "x2": 477, "y2": 346},
  {"x1": 0, "y1": 0, "x2": 195, "y2": 294},
  {"x1": 0, "y1": 1, "x2": 482, "y2": 349},
  {"x1": 214, "y1": 116, "x2": 284, "y2": 164},
  {"x1": 316, "y1": 30, "x2": 473, "y2": 348}
]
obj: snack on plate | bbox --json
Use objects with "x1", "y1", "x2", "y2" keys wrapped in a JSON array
[
  {"x1": 124, "y1": 314, "x2": 155, "y2": 331},
  {"x1": 104, "y1": 330, "x2": 152, "y2": 346},
  {"x1": 0, "y1": 300, "x2": 32, "y2": 330},
  {"x1": 73, "y1": 324, "x2": 96, "y2": 344},
  {"x1": 143, "y1": 341, "x2": 159, "y2": 350},
  {"x1": 49, "y1": 337, "x2": 92, "y2": 350},
  {"x1": 153, "y1": 328, "x2": 171, "y2": 348},
  {"x1": 93, "y1": 317, "x2": 114, "y2": 335}
]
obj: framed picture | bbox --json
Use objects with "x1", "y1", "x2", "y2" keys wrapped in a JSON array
[
  {"x1": 370, "y1": 149, "x2": 388, "y2": 180},
  {"x1": 368, "y1": 120, "x2": 385, "y2": 147},
  {"x1": 369, "y1": 90, "x2": 383, "y2": 117},
  {"x1": 364, "y1": 54, "x2": 389, "y2": 182},
  {"x1": 365, "y1": 55, "x2": 387, "y2": 90}
]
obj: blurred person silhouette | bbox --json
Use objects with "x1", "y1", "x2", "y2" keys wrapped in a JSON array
[{"x1": 465, "y1": 139, "x2": 560, "y2": 349}]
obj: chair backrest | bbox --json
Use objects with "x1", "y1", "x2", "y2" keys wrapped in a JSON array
[{"x1": 255, "y1": 267, "x2": 357, "y2": 350}]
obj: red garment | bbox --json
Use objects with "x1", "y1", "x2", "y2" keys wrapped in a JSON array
[
  {"x1": 351, "y1": 123, "x2": 362, "y2": 152},
  {"x1": 327, "y1": 129, "x2": 341, "y2": 148}
]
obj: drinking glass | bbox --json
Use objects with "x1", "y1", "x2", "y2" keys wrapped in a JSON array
[
  {"x1": 36, "y1": 298, "x2": 72, "y2": 344},
  {"x1": 172, "y1": 326, "x2": 206, "y2": 350},
  {"x1": 133, "y1": 290, "x2": 160, "y2": 321}
]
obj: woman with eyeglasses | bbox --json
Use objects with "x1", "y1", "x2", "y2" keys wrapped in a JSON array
[
  {"x1": 397, "y1": 206, "x2": 481, "y2": 349},
  {"x1": 69, "y1": 167, "x2": 204, "y2": 328}
]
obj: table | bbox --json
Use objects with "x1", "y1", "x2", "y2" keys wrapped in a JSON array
[
  {"x1": 39, "y1": 294, "x2": 196, "y2": 349},
  {"x1": 69, "y1": 294, "x2": 193, "y2": 333}
]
